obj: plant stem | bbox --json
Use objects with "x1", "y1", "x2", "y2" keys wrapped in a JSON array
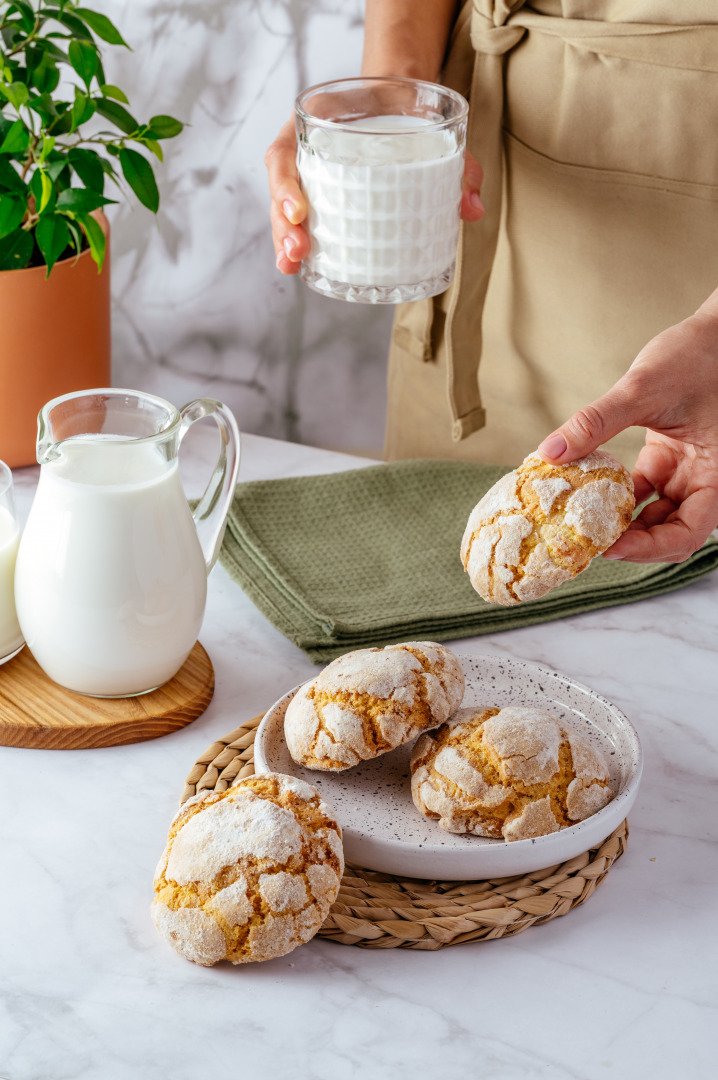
[{"x1": 20, "y1": 133, "x2": 40, "y2": 179}]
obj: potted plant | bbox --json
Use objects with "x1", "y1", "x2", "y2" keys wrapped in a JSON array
[{"x1": 0, "y1": 0, "x2": 182, "y2": 466}]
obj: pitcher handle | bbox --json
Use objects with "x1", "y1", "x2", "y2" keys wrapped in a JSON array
[{"x1": 178, "y1": 398, "x2": 241, "y2": 575}]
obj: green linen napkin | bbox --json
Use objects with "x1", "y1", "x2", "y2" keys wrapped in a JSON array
[{"x1": 219, "y1": 459, "x2": 718, "y2": 662}]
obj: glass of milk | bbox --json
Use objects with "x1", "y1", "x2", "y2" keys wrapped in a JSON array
[
  {"x1": 295, "y1": 76, "x2": 468, "y2": 303},
  {"x1": 0, "y1": 461, "x2": 24, "y2": 665}
]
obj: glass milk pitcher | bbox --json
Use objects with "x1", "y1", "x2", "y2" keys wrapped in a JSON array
[{"x1": 14, "y1": 389, "x2": 240, "y2": 697}]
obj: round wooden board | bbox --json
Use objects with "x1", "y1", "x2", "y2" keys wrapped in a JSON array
[{"x1": 0, "y1": 642, "x2": 214, "y2": 750}]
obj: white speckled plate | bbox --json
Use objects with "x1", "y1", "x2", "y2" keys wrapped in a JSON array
[{"x1": 254, "y1": 654, "x2": 642, "y2": 880}]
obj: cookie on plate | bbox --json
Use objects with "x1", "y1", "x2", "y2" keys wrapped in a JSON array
[
  {"x1": 284, "y1": 641, "x2": 465, "y2": 771},
  {"x1": 461, "y1": 450, "x2": 635, "y2": 606},
  {"x1": 411, "y1": 705, "x2": 612, "y2": 841},
  {"x1": 152, "y1": 772, "x2": 343, "y2": 965}
]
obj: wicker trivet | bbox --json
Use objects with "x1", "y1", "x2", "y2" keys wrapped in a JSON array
[{"x1": 181, "y1": 713, "x2": 629, "y2": 951}]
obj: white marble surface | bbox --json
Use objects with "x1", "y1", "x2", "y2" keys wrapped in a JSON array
[
  {"x1": 94, "y1": 1, "x2": 392, "y2": 456},
  {"x1": 1, "y1": 431, "x2": 717, "y2": 1080}
]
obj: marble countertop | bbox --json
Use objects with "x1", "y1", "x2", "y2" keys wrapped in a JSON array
[{"x1": 2, "y1": 431, "x2": 716, "y2": 1080}]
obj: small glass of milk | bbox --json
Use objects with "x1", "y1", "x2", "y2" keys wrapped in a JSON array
[
  {"x1": 295, "y1": 76, "x2": 468, "y2": 304},
  {"x1": 0, "y1": 461, "x2": 24, "y2": 665}
]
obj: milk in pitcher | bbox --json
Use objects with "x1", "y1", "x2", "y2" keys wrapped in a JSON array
[{"x1": 14, "y1": 436, "x2": 207, "y2": 696}]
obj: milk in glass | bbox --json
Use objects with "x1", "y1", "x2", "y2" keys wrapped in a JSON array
[
  {"x1": 0, "y1": 506, "x2": 23, "y2": 661},
  {"x1": 298, "y1": 115, "x2": 464, "y2": 297}
]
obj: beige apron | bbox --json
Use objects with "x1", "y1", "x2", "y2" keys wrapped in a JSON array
[{"x1": 385, "y1": 0, "x2": 718, "y2": 467}]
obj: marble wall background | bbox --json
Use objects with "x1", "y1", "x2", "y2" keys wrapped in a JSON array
[{"x1": 99, "y1": 0, "x2": 392, "y2": 456}]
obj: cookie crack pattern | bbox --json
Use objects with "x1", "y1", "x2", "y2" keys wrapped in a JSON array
[
  {"x1": 152, "y1": 774, "x2": 344, "y2": 965},
  {"x1": 461, "y1": 451, "x2": 635, "y2": 606},
  {"x1": 411, "y1": 706, "x2": 613, "y2": 842},
  {"x1": 284, "y1": 643, "x2": 465, "y2": 771}
]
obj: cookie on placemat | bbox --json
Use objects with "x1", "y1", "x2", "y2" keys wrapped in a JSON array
[
  {"x1": 461, "y1": 450, "x2": 635, "y2": 606},
  {"x1": 284, "y1": 641, "x2": 465, "y2": 771},
  {"x1": 152, "y1": 772, "x2": 343, "y2": 965},
  {"x1": 411, "y1": 705, "x2": 612, "y2": 841}
]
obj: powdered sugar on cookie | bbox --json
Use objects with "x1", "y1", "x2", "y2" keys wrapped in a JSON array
[
  {"x1": 152, "y1": 773, "x2": 344, "y2": 966},
  {"x1": 284, "y1": 641, "x2": 465, "y2": 771},
  {"x1": 461, "y1": 449, "x2": 635, "y2": 606},
  {"x1": 411, "y1": 705, "x2": 612, "y2": 842}
]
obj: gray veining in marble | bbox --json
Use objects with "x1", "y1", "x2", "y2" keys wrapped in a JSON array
[{"x1": 98, "y1": 1, "x2": 392, "y2": 456}]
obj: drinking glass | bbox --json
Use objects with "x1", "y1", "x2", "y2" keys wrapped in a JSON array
[
  {"x1": 0, "y1": 461, "x2": 24, "y2": 664},
  {"x1": 295, "y1": 76, "x2": 468, "y2": 304}
]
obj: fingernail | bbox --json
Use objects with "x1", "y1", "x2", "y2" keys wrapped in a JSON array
[
  {"x1": 283, "y1": 236, "x2": 297, "y2": 259},
  {"x1": 538, "y1": 434, "x2": 568, "y2": 460},
  {"x1": 603, "y1": 551, "x2": 624, "y2": 560},
  {"x1": 275, "y1": 251, "x2": 284, "y2": 270},
  {"x1": 283, "y1": 199, "x2": 296, "y2": 222},
  {"x1": 469, "y1": 192, "x2": 484, "y2": 213}
]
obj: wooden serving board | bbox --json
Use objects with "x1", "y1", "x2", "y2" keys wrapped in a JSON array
[{"x1": 0, "y1": 642, "x2": 214, "y2": 750}]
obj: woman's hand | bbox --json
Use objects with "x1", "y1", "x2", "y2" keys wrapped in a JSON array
[
  {"x1": 265, "y1": 118, "x2": 309, "y2": 276},
  {"x1": 265, "y1": 119, "x2": 485, "y2": 277},
  {"x1": 537, "y1": 300, "x2": 718, "y2": 563}
]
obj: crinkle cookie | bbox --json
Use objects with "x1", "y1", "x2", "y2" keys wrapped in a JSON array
[
  {"x1": 461, "y1": 450, "x2": 635, "y2": 606},
  {"x1": 284, "y1": 641, "x2": 465, "y2": 771},
  {"x1": 411, "y1": 705, "x2": 612, "y2": 842},
  {"x1": 152, "y1": 772, "x2": 343, "y2": 966}
]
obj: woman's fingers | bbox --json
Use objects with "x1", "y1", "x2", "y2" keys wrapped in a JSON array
[
  {"x1": 460, "y1": 149, "x2": 484, "y2": 221},
  {"x1": 265, "y1": 119, "x2": 309, "y2": 273},
  {"x1": 269, "y1": 200, "x2": 309, "y2": 272},
  {"x1": 603, "y1": 487, "x2": 718, "y2": 562}
]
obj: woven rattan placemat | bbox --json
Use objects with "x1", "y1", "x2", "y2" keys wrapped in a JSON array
[{"x1": 181, "y1": 714, "x2": 629, "y2": 950}]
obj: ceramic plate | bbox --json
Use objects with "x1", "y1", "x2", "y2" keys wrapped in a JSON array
[{"x1": 254, "y1": 653, "x2": 643, "y2": 880}]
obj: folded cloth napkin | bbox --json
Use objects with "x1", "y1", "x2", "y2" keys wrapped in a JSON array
[{"x1": 219, "y1": 459, "x2": 718, "y2": 663}]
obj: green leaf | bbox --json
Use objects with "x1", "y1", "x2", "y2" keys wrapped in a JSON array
[
  {"x1": 30, "y1": 168, "x2": 57, "y2": 216},
  {"x1": 119, "y1": 146, "x2": 158, "y2": 212},
  {"x1": 0, "y1": 81, "x2": 30, "y2": 109},
  {"x1": 34, "y1": 39, "x2": 70, "y2": 63},
  {"x1": 142, "y1": 137, "x2": 163, "y2": 163},
  {"x1": 0, "y1": 226, "x2": 33, "y2": 270},
  {"x1": 100, "y1": 83, "x2": 129, "y2": 104},
  {"x1": 29, "y1": 51, "x2": 61, "y2": 95},
  {"x1": 47, "y1": 106, "x2": 73, "y2": 135},
  {"x1": 56, "y1": 187, "x2": 115, "y2": 213},
  {"x1": 68, "y1": 38, "x2": 98, "y2": 88},
  {"x1": 1, "y1": 24, "x2": 24, "y2": 51},
  {"x1": 29, "y1": 91, "x2": 59, "y2": 123},
  {"x1": 55, "y1": 12, "x2": 94, "y2": 41},
  {"x1": 39, "y1": 171, "x2": 54, "y2": 214},
  {"x1": 7, "y1": 2, "x2": 35, "y2": 33},
  {"x1": 147, "y1": 115, "x2": 183, "y2": 140},
  {"x1": 75, "y1": 9, "x2": 131, "y2": 49},
  {"x1": 76, "y1": 211, "x2": 106, "y2": 272},
  {"x1": 0, "y1": 118, "x2": 30, "y2": 155},
  {"x1": 39, "y1": 135, "x2": 56, "y2": 164},
  {"x1": 94, "y1": 97, "x2": 138, "y2": 135},
  {"x1": 65, "y1": 215, "x2": 83, "y2": 257},
  {"x1": 0, "y1": 194, "x2": 25, "y2": 239},
  {"x1": 70, "y1": 88, "x2": 96, "y2": 131},
  {"x1": 44, "y1": 155, "x2": 68, "y2": 182},
  {"x1": 0, "y1": 156, "x2": 26, "y2": 194},
  {"x1": 36, "y1": 213, "x2": 71, "y2": 277},
  {"x1": 68, "y1": 147, "x2": 104, "y2": 192}
]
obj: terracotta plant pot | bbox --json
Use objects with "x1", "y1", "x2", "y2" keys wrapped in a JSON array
[{"x1": 0, "y1": 213, "x2": 111, "y2": 468}]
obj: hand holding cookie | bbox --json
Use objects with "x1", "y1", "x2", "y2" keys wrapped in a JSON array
[
  {"x1": 461, "y1": 450, "x2": 635, "y2": 606},
  {"x1": 538, "y1": 294, "x2": 718, "y2": 564}
]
